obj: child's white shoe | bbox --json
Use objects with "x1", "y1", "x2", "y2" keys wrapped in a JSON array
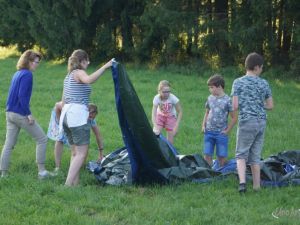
[{"x1": 38, "y1": 170, "x2": 55, "y2": 180}]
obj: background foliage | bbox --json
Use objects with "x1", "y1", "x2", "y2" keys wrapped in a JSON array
[{"x1": 0, "y1": 0, "x2": 299, "y2": 74}]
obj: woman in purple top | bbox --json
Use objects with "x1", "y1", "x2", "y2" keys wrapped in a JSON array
[{"x1": 0, "y1": 50, "x2": 53, "y2": 179}]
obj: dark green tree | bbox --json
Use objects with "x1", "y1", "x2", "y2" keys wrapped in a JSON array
[
  {"x1": 0, "y1": 0, "x2": 298, "y2": 74},
  {"x1": 0, "y1": 0, "x2": 35, "y2": 51},
  {"x1": 27, "y1": 0, "x2": 97, "y2": 58}
]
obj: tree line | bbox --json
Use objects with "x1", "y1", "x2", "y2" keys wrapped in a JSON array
[{"x1": 0, "y1": 0, "x2": 299, "y2": 73}]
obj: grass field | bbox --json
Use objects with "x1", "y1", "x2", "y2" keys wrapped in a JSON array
[{"x1": 0, "y1": 55, "x2": 299, "y2": 225}]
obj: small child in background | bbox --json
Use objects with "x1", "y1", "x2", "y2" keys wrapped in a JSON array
[
  {"x1": 152, "y1": 80, "x2": 183, "y2": 144},
  {"x1": 202, "y1": 74, "x2": 237, "y2": 167},
  {"x1": 47, "y1": 101, "x2": 104, "y2": 173}
]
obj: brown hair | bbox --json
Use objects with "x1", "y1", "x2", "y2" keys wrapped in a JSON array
[
  {"x1": 245, "y1": 52, "x2": 264, "y2": 70},
  {"x1": 88, "y1": 103, "x2": 98, "y2": 114},
  {"x1": 157, "y1": 80, "x2": 171, "y2": 92},
  {"x1": 16, "y1": 50, "x2": 42, "y2": 70},
  {"x1": 207, "y1": 74, "x2": 225, "y2": 89},
  {"x1": 67, "y1": 49, "x2": 89, "y2": 73}
]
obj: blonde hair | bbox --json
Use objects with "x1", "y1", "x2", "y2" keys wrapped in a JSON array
[
  {"x1": 157, "y1": 80, "x2": 171, "y2": 92},
  {"x1": 16, "y1": 50, "x2": 42, "y2": 70},
  {"x1": 67, "y1": 49, "x2": 89, "y2": 73}
]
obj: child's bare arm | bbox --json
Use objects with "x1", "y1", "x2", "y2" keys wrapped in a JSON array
[
  {"x1": 223, "y1": 110, "x2": 237, "y2": 135},
  {"x1": 202, "y1": 109, "x2": 209, "y2": 133},
  {"x1": 264, "y1": 97, "x2": 273, "y2": 110},
  {"x1": 232, "y1": 96, "x2": 239, "y2": 111},
  {"x1": 92, "y1": 125, "x2": 104, "y2": 160},
  {"x1": 152, "y1": 105, "x2": 158, "y2": 127},
  {"x1": 173, "y1": 102, "x2": 183, "y2": 135}
]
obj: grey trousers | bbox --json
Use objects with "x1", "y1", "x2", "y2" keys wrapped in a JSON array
[{"x1": 0, "y1": 112, "x2": 47, "y2": 171}]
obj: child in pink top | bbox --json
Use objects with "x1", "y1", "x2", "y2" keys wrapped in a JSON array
[{"x1": 152, "y1": 80, "x2": 183, "y2": 144}]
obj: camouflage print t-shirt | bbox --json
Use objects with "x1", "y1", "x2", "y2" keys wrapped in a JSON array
[
  {"x1": 205, "y1": 94, "x2": 233, "y2": 132},
  {"x1": 231, "y1": 75, "x2": 272, "y2": 121}
]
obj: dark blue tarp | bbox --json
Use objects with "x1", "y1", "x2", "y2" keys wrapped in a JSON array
[{"x1": 111, "y1": 62, "x2": 177, "y2": 184}]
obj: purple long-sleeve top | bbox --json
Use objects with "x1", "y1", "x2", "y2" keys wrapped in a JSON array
[{"x1": 6, "y1": 69, "x2": 33, "y2": 116}]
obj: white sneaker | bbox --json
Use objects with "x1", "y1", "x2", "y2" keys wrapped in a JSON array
[
  {"x1": 38, "y1": 170, "x2": 55, "y2": 180},
  {"x1": 1, "y1": 171, "x2": 8, "y2": 178},
  {"x1": 52, "y1": 167, "x2": 61, "y2": 176}
]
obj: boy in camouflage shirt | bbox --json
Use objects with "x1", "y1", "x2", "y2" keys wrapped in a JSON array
[{"x1": 231, "y1": 52, "x2": 273, "y2": 193}]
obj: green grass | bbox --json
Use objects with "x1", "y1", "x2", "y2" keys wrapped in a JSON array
[{"x1": 0, "y1": 56, "x2": 299, "y2": 225}]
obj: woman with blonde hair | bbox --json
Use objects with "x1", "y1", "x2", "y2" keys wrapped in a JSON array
[
  {"x1": 60, "y1": 49, "x2": 113, "y2": 186},
  {"x1": 0, "y1": 50, "x2": 53, "y2": 179}
]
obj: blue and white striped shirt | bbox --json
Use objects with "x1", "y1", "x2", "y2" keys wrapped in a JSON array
[{"x1": 63, "y1": 70, "x2": 91, "y2": 106}]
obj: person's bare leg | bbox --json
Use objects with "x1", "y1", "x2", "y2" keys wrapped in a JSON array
[
  {"x1": 69, "y1": 145, "x2": 76, "y2": 163},
  {"x1": 204, "y1": 155, "x2": 212, "y2": 166},
  {"x1": 167, "y1": 131, "x2": 174, "y2": 144},
  {"x1": 153, "y1": 126, "x2": 162, "y2": 136},
  {"x1": 65, "y1": 145, "x2": 88, "y2": 186},
  {"x1": 218, "y1": 156, "x2": 227, "y2": 167},
  {"x1": 236, "y1": 158, "x2": 247, "y2": 193},
  {"x1": 72, "y1": 145, "x2": 88, "y2": 186},
  {"x1": 237, "y1": 158, "x2": 246, "y2": 184},
  {"x1": 54, "y1": 141, "x2": 64, "y2": 169},
  {"x1": 250, "y1": 163, "x2": 261, "y2": 190},
  {"x1": 66, "y1": 145, "x2": 76, "y2": 174}
]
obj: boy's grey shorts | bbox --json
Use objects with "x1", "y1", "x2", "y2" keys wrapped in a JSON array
[
  {"x1": 63, "y1": 118, "x2": 90, "y2": 146},
  {"x1": 235, "y1": 119, "x2": 266, "y2": 164}
]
